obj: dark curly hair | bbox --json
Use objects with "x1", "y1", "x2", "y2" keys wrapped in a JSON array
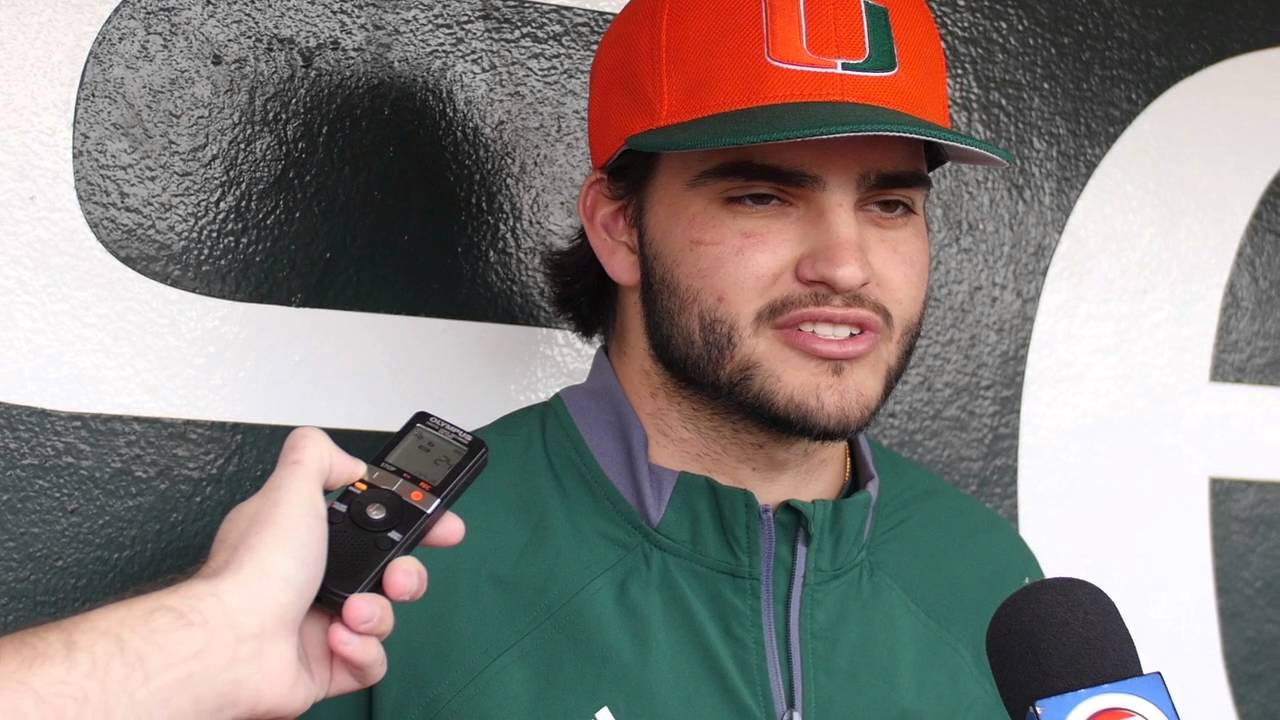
[{"x1": 542, "y1": 151, "x2": 659, "y2": 341}]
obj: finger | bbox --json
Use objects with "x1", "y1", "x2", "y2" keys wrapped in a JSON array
[
  {"x1": 420, "y1": 511, "x2": 466, "y2": 548},
  {"x1": 271, "y1": 426, "x2": 366, "y2": 493},
  {"x1": 327, "y1": 622, "x2": 389, "y2": 691},
  {"x1": 342, "y1": 593, "x2": 395, "y2": 640},
  {"x1": 381, "y1": 555, "x2": 428, "y2": 603}
]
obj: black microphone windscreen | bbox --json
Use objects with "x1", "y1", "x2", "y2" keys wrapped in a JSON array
[{"x1": 985, "y1": 577, "x2": 1143, "y2": 719}]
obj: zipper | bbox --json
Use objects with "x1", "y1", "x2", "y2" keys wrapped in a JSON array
[
  {"x1": 785, "y1": 526, "x2": 810, "y2": 720},
  {"x1": 759, "y1": 506, "x2": 809, "y2": 720},
  {"x1": 759, "y1": 506, "x2": 787, "y2": 720}
]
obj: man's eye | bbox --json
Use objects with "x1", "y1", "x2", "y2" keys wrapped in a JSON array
[
  {"x1": 868, "y1": 199, "x2": 917, "y2": 217},
  {"x1": 729, "y1": 193, "x2": 784, "y2": 208}
]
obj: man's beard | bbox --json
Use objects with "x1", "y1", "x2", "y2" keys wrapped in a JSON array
[{"x1": 638, "y1": 232, "x2": 924, "y2": 443}]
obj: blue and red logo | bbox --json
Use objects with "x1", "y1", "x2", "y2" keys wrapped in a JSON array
[
  {"x1": 1087, "y1": 709, "x2": 1150, "y2": 720},
  {"x1": 1036, "y1": 673, "x2": 1179, "y2": 720},
  {"x1": 1063, "y1": 694, "x2": 1171, "y2": 720}
]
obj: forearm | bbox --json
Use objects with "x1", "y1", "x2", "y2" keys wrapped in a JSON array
[{"x1": 0, "y1": 578, "x2": 247, "y2": 720}]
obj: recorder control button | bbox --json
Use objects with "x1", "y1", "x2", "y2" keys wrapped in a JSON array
[
  {"x1": 366, "y1": 468, "x2": 399, "y2": 491},
  {"x1": 327, "y1": 507, "x2": 345, "y2": 525},
  {"x1": 395, "y1": 482, "x2": 439, "y2": 511},
  {"x1": 349, "y1": 488, "x2": 402, "y2": 532},
  {"x1": 374, "y1": 535, "x2": 396, "y2": 551}
]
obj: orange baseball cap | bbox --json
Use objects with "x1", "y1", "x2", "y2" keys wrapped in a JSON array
[{"x1": 588, "y1": 0, "x2": 1011, "y2": 170}]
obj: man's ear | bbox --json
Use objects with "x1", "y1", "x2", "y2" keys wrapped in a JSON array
[{"x1": 578, "y1": 171, "x2": 641, "y2": 288}]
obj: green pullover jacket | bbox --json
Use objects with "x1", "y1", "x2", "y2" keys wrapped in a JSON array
[{"x1": 306, "y1": 351, "x2": 1040, "y2": 719}]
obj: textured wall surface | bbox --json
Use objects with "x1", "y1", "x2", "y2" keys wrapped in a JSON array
[
  {"x1": 1216, "y1": 171, "x2": 1280, "y2": 387},
  {"x1": 1211, "y1": 169, "x2": 1280, "y2": 716},
  {"x1": 74, "y1": 0, "x2": 607, "y2": 326},
  {"x1": 0, "y1": 406, "x2": 383, "y2": 628},
  {"x1": 1214, "y1": 477, "x2": 1280, "y2": 713},
  {"x1": 71, "y1": 0, "x2": 1280, "y2": 519},
  {"x1": 1, "y1": 0, "x2": 1277, "y2": 715}
]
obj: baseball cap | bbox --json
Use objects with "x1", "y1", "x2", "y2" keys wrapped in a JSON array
[{"x1": 587, "y1": 0, "x2": 1011, "y2": 170}]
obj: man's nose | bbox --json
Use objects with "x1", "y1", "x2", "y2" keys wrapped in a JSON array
[{"x1": 793, "y1": 211, "x2": 874, "y2": 294}]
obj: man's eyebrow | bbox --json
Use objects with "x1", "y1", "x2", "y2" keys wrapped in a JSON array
[
  {"x1": 685, "y1": 160, "x2": 826, "y2": 190},
  {"x1": 859, "y1": 170, "x2": 933, "y2": 193}
]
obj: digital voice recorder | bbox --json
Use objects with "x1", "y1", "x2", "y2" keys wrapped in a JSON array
[{"x1": 316, "y1": 411, "x2": 488, "y2": 613}]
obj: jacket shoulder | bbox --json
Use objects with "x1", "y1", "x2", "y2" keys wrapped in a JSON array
[
  {"x1": 866, "y1": 441, "x2": 1041, "y2": 677},
  {"x1": 375, "y1": 397, "x2": 643, "y2": 718}
]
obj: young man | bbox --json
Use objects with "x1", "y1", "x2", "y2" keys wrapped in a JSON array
[{"x1": 312, "y1": 0, "x2": 1039, "y2": 717}]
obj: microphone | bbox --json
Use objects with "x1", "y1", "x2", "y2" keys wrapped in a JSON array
[{"x1": 985, "y1": 577, "x2": 1182, "y2": 720}]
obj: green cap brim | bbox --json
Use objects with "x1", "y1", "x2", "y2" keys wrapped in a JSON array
[{"x1": 625, "y1": 102, "x2": 1013, "y2": 169}]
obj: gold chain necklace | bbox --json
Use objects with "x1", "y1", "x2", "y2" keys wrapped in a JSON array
[{"x1": 838, "y1": 441, "x2": 852, "y2": 498}]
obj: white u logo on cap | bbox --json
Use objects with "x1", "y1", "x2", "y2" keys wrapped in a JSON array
[{"x1": 762, "y1": 0, "x2": 899, "y2": 75}]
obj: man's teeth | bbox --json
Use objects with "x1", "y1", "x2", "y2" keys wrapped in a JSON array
[{"x1": 798, "y1": 321, "x2": 862, "y2": 339}]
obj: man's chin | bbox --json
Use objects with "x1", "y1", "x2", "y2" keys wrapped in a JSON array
[
  {"x1": 771, "y1": 402, "x2": 881, "y2": 439},
  {"x1": 761, "y1": 353, "x2": 891, "y2": 393},
  {"x1": 721, "y1": 378, "x2": 880, "y2": 441}
]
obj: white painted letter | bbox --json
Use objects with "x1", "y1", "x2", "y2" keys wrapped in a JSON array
[{"x1": 1020, "y1": 48, "x2": 1280, "y2": 719}]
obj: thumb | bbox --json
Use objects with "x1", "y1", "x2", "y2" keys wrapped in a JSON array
[{"x1": 270, "y1": 427, "x2": 368, "y2": 495}]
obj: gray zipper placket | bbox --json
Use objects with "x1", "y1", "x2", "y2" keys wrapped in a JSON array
[
  {"x1": 786, "y1": 526, "x2": 810, "y2": 719},
  {"x1": 759, "y1": 505, "x2": 811, "y2": 720}
]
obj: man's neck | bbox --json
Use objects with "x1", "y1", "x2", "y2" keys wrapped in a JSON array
[{"x1": 607, "y1": 344, "x2": 848, "y2": 507}]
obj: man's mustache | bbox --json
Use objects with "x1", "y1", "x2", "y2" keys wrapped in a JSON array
[{"x1": 756, "y1": 292, "x2": 896, "y2": 334}]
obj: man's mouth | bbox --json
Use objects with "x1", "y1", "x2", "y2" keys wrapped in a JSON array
[
  {"x1": 797, "y1": 321, "x2": 864, "y2": 340},
  {"x1": 770, "y1": 308, "x2": 885, "y2": 361},
  {"x1": 773, "y1": 308, "x2": 885, "y2": 337}
]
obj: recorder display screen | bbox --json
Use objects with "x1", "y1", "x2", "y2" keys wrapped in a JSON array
[{"x1": 385, "y1": 425, "x2": 467, "y2": 486}]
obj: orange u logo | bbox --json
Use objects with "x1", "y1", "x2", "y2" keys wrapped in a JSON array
[{"x1": 763, "y1": 0, "x2": 899, "y2": 75}]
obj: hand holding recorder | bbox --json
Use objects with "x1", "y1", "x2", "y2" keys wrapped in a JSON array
[
  {"x1": 200, "y1": 424, "x2": 471, "y2": 718},
  {"x1": 0, "y1": 425, "x2": 468, "y2": 720}
]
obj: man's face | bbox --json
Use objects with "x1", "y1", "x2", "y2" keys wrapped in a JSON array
[{"x1": 635, "y1": 136, "x2": 932, "y2": 441}]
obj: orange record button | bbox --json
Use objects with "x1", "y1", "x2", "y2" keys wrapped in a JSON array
[
  {"x1": 354, "y1": 481, "x2": 368, "y2": 491},
  {"x1": 410, "y1": 490, "x2": 425, "y2": 502}
]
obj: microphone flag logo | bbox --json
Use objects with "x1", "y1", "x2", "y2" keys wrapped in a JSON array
[
  {"x1": 1064, "y1": 693, "x2": 1170, "y2": 720},
  {"x1": 1087, "y1": 709, "x2": 1148, "y2": 720},
  {"x1": 1032, "y1": 673, "x2": 1180, "y2": 720}
]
